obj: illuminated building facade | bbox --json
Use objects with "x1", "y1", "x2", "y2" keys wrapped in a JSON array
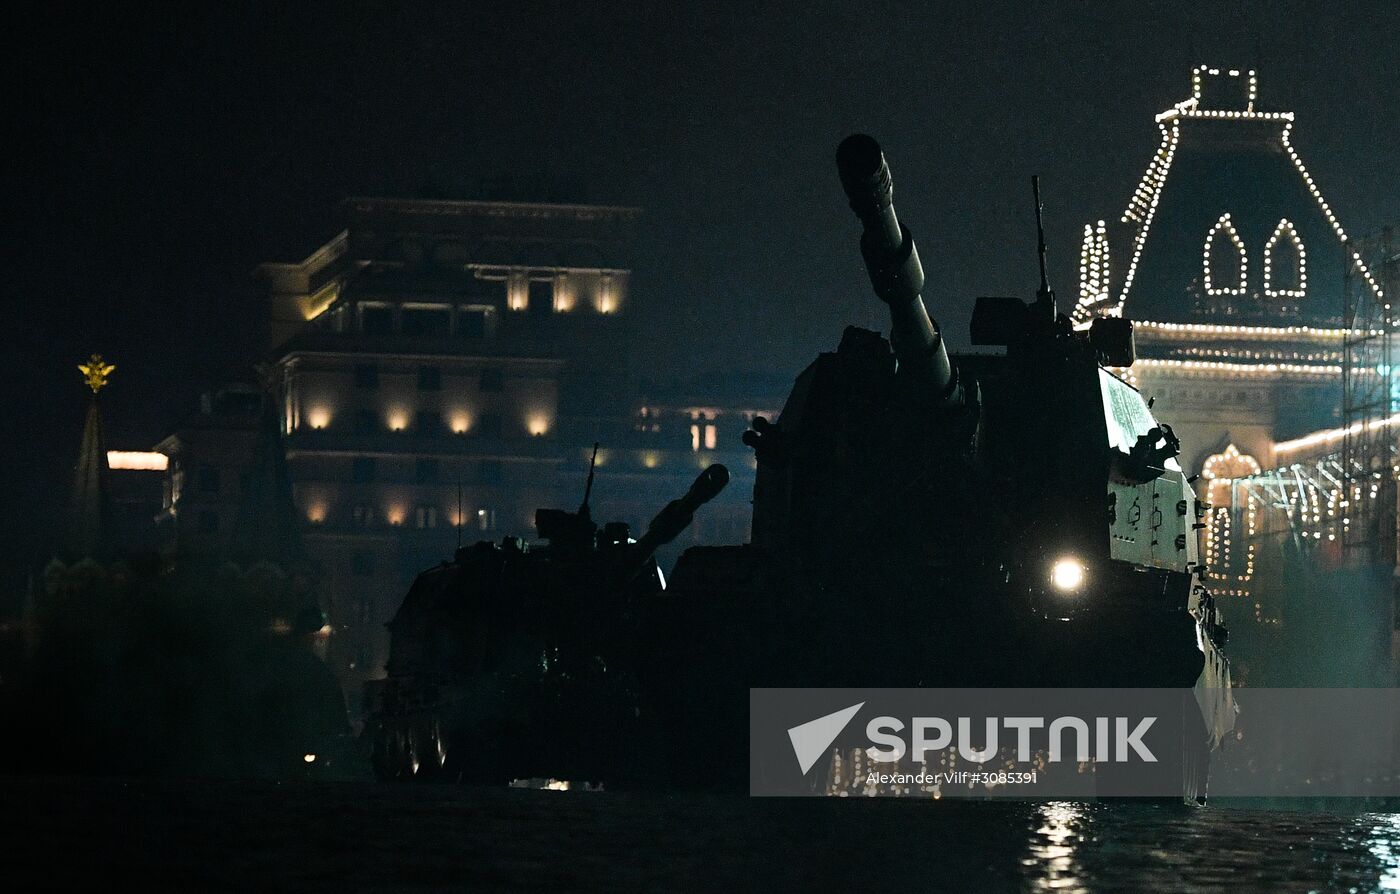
[
  {"x1": 1071, "y1": 66, "x2": 1396, "y2": 657},
  {"x1": 243, "y1": 197, "x2": 775, "y2": 698},
  {"x1": 1071, "y1": 66, "x2": 1384, "y2": 472}
]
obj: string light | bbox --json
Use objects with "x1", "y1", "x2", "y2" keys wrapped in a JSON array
[
  {"x1": 1075, "y1": 66, "x2": 1387, "y2": 324},
  {"x1": 1203, "y1": 213, "x2": 1247, "y2": 296},
  {"x1": 1078, "y1": 220, "x2": 1110, "y2": 305},
  {"x1": 1262, "y1": 219, "x2": 1307, "y2": 303}
]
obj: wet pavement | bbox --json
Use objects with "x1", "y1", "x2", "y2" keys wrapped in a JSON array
[{"x1": 3, "y1": 778, "x2": 1400, "y2": 891}]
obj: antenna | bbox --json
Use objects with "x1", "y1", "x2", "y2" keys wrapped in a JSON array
[
  {"x1": 455, "y1": 478, "x2": 463, "y2": 550},
  {"x1": 1031, "y1": 175, "x2": 1056, "y2": 318},
  {"x1": 579, "y1": 442, "x2": 599, "y2": 519}
]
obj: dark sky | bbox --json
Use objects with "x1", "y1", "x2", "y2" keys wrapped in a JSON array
[{"x1": 5, "y1": 0, "x2": 1398, "y2": 570}]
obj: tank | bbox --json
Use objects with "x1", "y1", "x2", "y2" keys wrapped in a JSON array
[{"x1": 367, "y1": 460, "x2": 730, "y2": 783}]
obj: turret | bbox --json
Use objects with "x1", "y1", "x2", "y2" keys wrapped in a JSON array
[{"x1": 836, "y1": 134, "x2": 962, "y2": 406}]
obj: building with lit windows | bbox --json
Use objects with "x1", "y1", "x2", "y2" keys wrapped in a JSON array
[{"x1": 212, "y1": 196, "x2": 778, "y2": 700}]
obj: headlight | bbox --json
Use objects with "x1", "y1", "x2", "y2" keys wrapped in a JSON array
[{"x1": 1050, "y1": 557, "x2": 1086, "y2": 593}]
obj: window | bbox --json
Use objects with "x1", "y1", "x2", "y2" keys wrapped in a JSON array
[
  {"x1": 1203, "y1": 213, "x2": 1247, "y2": 296},
  {"x1": 198, "y1": 510, "x2": 219, "y2": 533},
  {"x1": 401, "y1": 305, "x2": 450, "y2": 337},
  {"x1": 458, "y1": 307, "x2": 491, "y2": 338},
  {"x1": 690, "y1": 422, "x2": 717, "y2": 451},
  {"x1": 360, "y1": 304, "x2": 394, "y2": 335},
  {"x1": 414, "y1": 458, "x2": 439, "y2": 484},
  {"x1": 476, "y1": 507, "x2": 496, "y2": 531},
  {"x1": 476, "y1": 414, "x2": 503, "y2": 440},
  {"x1": 479, "y1": 460, "x2": 502, "y2": 485},
  {"x1": 352, "y1": 549, "x2": 376, "y2": 576},
  {"x1": 415, "y1": 410, "x2": 442, "y2": 434},
  {"x1": 1264, "y1": 219, "x2": 1306, "y2": 299},
  {"x1": 198, "y1": 467, "x2": 221, "y2": 493},
  {"x1": 414, "y1": 506, "x2": 438, "y2": 529},
  {"x1": 479, "y1": 368, "x2": 504, "y2": 392},
  {"x1": 354, "y1": 409, "x2": 378, "y2": 434},
  {"x1": 352, "y1": 457, "x2": 377, "y2": 483},
  {"x1": 417, "y1": 366, "x2": 442, "y2": 391},
  {"x1": 352, "y1": 505, "x2": 374, "y2": 527},
  {"x1": 528, "y1": 280, "x2": 553, "y2": 315},
  {"x1": 354, "y1": 364, "x2": 380, "y2": 389}
]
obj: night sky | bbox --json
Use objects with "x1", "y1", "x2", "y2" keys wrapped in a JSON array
[{"x1": 6, "y1": 1, "x2": 1398, "y2": 574}]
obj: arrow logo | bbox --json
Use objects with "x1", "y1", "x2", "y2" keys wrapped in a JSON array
[{"x1": 787, "y1": 702, "x2": 864, "y2": 775}]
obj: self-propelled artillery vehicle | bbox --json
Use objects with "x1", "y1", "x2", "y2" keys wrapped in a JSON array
[
  {"x1": 367, "y1": 454, "x2": 730, "y2": 784},
  {"x1": 645, "y1": 135, "x2": 1231, "y2": 794}
]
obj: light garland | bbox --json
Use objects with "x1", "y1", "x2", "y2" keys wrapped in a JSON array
[
  {"x1": 1113, "y1": 357, "x2": 1342, "y2": 387},
  {"x1": 1273, "y1": 412, "x2": 1400, "y2": 456},
  {"x1": 1133, "y1": 320, "x2": 1348, "y2": 341},
  {"x1": 1077, "y1": 67, "x2": 1388, "y2": 324},
  {"x1": 1263, "y1": 219, "x2": 1307, "y2": 301},
  {"x1": 1203, "y1": 213, "x2": 1247, "y2": 296},
  {"x1": 1078, "y1": 220, "x2": 1111, "y2": 306},
  {"x1": 1201, "y1": 447, "x2": 1261, "y2": 586}
]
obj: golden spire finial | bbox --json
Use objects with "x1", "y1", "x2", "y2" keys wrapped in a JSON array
[{"x1": 78, "y1": 354, "x2": 116, "y2": 394}]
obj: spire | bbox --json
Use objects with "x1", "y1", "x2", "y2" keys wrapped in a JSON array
[{"x1": 68, "y1": 354, "x2": 115, "y2": 559}]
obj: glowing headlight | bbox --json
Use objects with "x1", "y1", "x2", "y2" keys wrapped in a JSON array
[{"x1": 1050, "y1": 557, "x2": 1087, "y2": 593}]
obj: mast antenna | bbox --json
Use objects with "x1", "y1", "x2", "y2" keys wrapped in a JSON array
[
  {"x1": 579, "y1": 442, "x2": 599, "y2": 519},
  {"x1": 1032, "y1": 175, "x2": 1056, "y2": 319}
]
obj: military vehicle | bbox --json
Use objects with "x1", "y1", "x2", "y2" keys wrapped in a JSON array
[
  {"x1": 644, "y1": 135, "x2": 1231, "y2": 796},
  {"x1": 370, "y1": 134, "x2": 1231, "y2": 798},
  {"x1": 367, "y1": 453, "x2": 729, "y2": 783}
]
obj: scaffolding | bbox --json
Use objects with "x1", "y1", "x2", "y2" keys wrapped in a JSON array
[
  {"x1": 1342, "y1": 227, "x2": 1398, "y2": 563},
  {"x1": 1199, "y1": 227, "x2": 1399, "y2": 600}
]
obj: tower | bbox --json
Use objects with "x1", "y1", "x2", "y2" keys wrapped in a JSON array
[{"x1": 68, "y1": 354, "x2": 115, "y2": 560}]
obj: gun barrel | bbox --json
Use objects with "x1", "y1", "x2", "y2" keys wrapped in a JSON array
[
  {"x1": 628, "y1": 464, "x2": 730, "y2": 574},
  {"x1": 837, "y1": 134, "x2": 959, "y2": 405}
]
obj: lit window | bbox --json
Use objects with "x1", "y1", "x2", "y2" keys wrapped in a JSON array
[
  {"x1": 1203, "y1": 213, "x2": 1247, "y2": 296},
  {"x1": 1263, "y1": 219, "x2": 1306, "y2": 299},
  {"x1": 690, "y1": 423, "x2": 717, "y2": 451},
  {"x1": 477, "y1": 507, "x2": 495, "y2": 531}
]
